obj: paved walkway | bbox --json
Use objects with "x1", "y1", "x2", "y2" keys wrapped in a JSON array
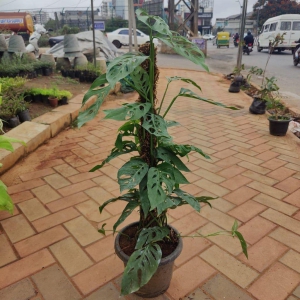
[{"x1": 0, "y1": 68, "x2": 300, "y2": 300}]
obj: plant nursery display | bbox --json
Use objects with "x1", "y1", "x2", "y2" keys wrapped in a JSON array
[{"x1": 78, "y1": 9, "x2": 248, "y2": 297}]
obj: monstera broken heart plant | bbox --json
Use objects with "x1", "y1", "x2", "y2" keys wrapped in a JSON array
[{"x1": 78, "y1": 9, "x2": 248, "y2": 298}]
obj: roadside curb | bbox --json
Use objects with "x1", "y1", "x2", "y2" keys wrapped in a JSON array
[{"x1": 0, "y1": 94, "x2": 96, "y2": 175}]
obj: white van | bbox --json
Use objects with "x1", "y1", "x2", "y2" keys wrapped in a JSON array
[{"x1": 257, "y1": 14, "x2": 300, "y2": 53}]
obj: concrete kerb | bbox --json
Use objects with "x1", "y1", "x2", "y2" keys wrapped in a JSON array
[{"x1": 0, "y1": 94, "x2": 97, "y2": 175}]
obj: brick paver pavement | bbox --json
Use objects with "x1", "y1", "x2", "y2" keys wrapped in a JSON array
[{"x1": 0, "y1": 69, "x2": 299, "y2": 300}]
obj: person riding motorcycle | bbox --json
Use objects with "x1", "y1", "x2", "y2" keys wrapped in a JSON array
[
  {"x1": 233, "y1": 32, "x2": 240, "y2": 47},
  {"x1": 243, "y1": 31, "x2": 254, "y2": 54}
]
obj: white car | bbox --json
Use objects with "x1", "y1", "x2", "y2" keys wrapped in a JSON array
[
  {"x1": 107, "y1": 28, "x2": 159, "y2": 48},
  {"x1": 202, "y1": 34, "x2": 215, "y2": 40}
]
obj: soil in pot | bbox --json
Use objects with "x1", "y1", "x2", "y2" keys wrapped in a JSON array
[
  {"x1": 18, "y1": 109, "x2": 31, "y2": 122},
  {"x1": 48, "y1": 97, "x2": 58, "y2": 107},
  {"x1": 115, "y1": 222, "x2": 182, "y2": 298},
  {"x1": 249, "y1": 97, "x2": 266, "y2": 114},
  {"x1": 269, "y1": 117, "x2": 291, "y2": 136}
]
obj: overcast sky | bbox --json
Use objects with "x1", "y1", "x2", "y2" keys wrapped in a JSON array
[{"x1": 0, "y1": 0, "x2": 258, "y2": 23}]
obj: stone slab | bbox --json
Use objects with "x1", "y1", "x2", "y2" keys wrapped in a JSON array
[
  {"x1": 52, "y1": 103, "x2": 82, "y2": 123},
  {"x1": 32, "y1": 111, "x2": 71, "y2": 137},
  {"x1": 0, "y1": 278, "x2": 36, "y2": 300}
]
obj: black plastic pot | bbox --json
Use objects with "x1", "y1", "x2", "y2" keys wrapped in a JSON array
[
  {"x1": 67, "y1": 69, "x2": 75, "y2": 78},
  {"x1": 115, "y1": 222, "x2": 183, "y2": 298},
  {"x1": 35, "y1": 68, "x2": 43, "y2": 76},
  {"x1": 33, "y1": 94, "x2": 42, "y2": 103},
  {"x1": 8, "y1": 116, "x2": 20, "y2": 128},
  {"x1": 42, "y1": 95, "x2": 49, "y2": 104},
  {"x1": 75, "y1": 70, "x2": 81, "y2": 78},
  {"x1": 79, "y1": 73, "x2": 85, "y2": 82},
  {"x1": 61, "y1": 69, "x2": 67, "y2": 77},
  {"x1": 59, "y1": 97, "x2": 68, "y2": 105},
  {"x1": 249, "y1": 97, "x2": 266, "y2": 115},
  {"x1": 269, "y1": 117, "x2": 291, "y2": 136},
  {"x1": 24, "y1": 94, "x2": 33, "y2": 102},
  {"x1": 42, "y1": 67, "x2": 52, "y2": 76},
  {"x1": 18, "y1": 109, "x2": 31, "y2": 122}
]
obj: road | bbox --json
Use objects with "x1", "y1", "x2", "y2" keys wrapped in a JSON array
[{"x1": 156, "y1": 40, "x2": 300, "y2": 104}]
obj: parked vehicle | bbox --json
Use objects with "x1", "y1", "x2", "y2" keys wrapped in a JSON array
[
  {"x1": 202, "y1": 34, "x2": 215, "y2": 40},
  {"x1": 216, "y1": 31, "x2": 230, "y2": 48},
  {"x1": 293, "y1": 40, "x2": 300, "y2": 66},
  {"x1": 257, "y1": 14, "x2": 300, "y2": 53},
  {"x1": 0, "y1": 12, "x2": 34, "y2": 34},
  {"x1": 48, "y1": 35, "x2": 64, "y2": 47},
  {"x1": 106, "y1": 28, "x2": 159, "y2": 48}
]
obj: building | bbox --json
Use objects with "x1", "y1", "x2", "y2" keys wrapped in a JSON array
[
  {"x1": 30, "y1": 11, "x2": 50, "y2": 24},
  {"x1": 215, "y1": 12, "x2": 256, "y2": 36}
]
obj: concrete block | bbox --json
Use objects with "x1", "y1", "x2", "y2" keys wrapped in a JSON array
[
  {"x1": 69, "y1": 94, "x2": 84, "y2": 105},
  {"x1": 32, "y1": 111, "x2": 71, "y2": 137},
  {"x1": 0, "y1": 144, "x2": 25, "y2": 175},
  {"x1": 53, "y1": 103, "x2": 82, "y2": 123}
]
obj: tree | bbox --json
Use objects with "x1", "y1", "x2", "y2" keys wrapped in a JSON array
[
  {"x1": 44, "y1": 19, "x2": 57, "y2": 31},
  {"x1": 252, "y1": 0, "x2": 300, "y2": 28}
]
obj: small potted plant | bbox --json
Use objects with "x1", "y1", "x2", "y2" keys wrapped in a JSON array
[
  {"x1": 78, "y1": 9, "x2": 248, "y2": 298},
  {"x1": 48, "y1": 87, "x2": 60, "y2": 107},
  {"x1": 58, "y1": 90, "x2": 72, "y2": 105},
  {"x1": 0, "y1": 98, "x2": 20, "y2": 128},
  {"x1": 265, "y1": 77, "x2": 292, "y2": 136},
  {"x1": 17, "y1": 97, "x2": 31, "y2": 122}
]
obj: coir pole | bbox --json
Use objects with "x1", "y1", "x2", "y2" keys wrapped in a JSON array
[{"x1": 90, "y1": 0, "x2": 97, "y2": 67}]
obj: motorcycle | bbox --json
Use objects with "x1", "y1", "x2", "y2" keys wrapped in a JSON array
[
  {"x1": 234, "y1": 38, "x2": 239, "y2": 47},
  {"x1": 26, "y1": 24, "x2": 52, "y2": 58},
  {"x1": 293, "y1": 41, "x2": 300, "y2": 66},
  {"x1": 243, "y1": 43, "x2": 253, "y2": 55}
]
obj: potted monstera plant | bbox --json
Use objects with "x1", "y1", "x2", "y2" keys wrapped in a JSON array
[{"x1": 78, "y1": 9, "x2": 248, "y2": 298}]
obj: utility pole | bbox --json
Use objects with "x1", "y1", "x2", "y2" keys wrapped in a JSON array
[
  {"x1": 90, "y1": 0, "x2": 97, "y2": 67},
  {"x1": 128, "y1": 0, "x2": 133, "y2": 52},
  {"x1": 236, "y1": 0, "x2": 248, "y2": 74},
  {"x1": 128, "y1": 0, "x2": 138, "y2": 51}
]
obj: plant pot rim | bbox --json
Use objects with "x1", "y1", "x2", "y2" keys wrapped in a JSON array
[
  {"x1": 268, "y1": 116, "x2": 292, "y2": 122},
  {"x1": 114, "y1": 221, "x2": 183, "y2": 266}
]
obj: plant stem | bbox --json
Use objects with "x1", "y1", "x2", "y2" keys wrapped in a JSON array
[
  {"x1": 162, "y1": 95, "x2": 179, "y2": 118},
  {"x1": 158, "y1": 81, "x2": 170, "y2": 115}
]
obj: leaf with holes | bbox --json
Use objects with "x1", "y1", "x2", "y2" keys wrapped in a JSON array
[
  {"x1": 113, "y1": 199, "x2": 140, "y2": 232},
  {"x1": 141, "y1": 113, "x2": 171, "y2": 138},
  {"x1": 90, "y1": 141, "x2": 138, "y2": 171},
  {"x1": 157, "y1": 163, "x2": 189, "y2": 185},
  {"x1": 135, "y1": 9, "x2": 172, "y2": 36},
  {"x1": 173, "y1": 188, "x2": 200, "y2": 212},
  {"x1": 162, "y1": 143, "x2": 210, "y2": 160},
  {"x1": 78, "y1": 85, "x2": 112, "y2": 128},
  {"x1": 99, "y1": 190, "x2": 139, "y2": 213},
  {"x1": 156, "y1": 33, "x2": 208, "y2": 71},
  {"x1": 156, "y1": 147, "x2": 190, "y2": 172},
  {"x1": 136, "y1": 227, "x2": 170, "y2": 249},
  {"x1": 104, "y1": 103, "x2": 151, "y2": 121},
  {"x1": 107, "y1": 53, "x2": 148, "y2": 86},
  {"x1": 195, "y1": 196, "x2": 217, "y2": 208},
  {"x1": 130, "y1": 66, "x2": 150, "y2": 98},
  {"x1": 121, "y1": 243, "x2": 162, "y2": 296},
  {"x1": 147, "y1": 167, "x2": 167, "y2": 210},
  {"x1": 139, "y1": 176, "x2": 151, "y2": 218},
  {"x1": 118, "y1": 158, "x2": 149, "y2": 192},
  {"x1": 178, "y1": 88, "x2": 239, "y2": 110},
  {"x1": 166, "y1": 120, "x2": 180, "y2": 127},
  {"x1": 156, "y1": 195, "x2": 182, "y2": 215},
  {"x1": 167, "y1": 76, "x2": 202, "y2": 92}
]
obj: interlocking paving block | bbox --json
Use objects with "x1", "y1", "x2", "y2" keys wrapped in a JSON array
[
  {"x1": 0, "y1": 278, "x2": 36, "y2": 300},
  {"x1": 31, "y1": 264, "x2": 81, "y2": 300}
]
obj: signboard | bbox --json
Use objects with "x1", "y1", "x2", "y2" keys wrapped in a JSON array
[
  {"x1": 0, "y1": 18, "x2": 23, "y2": 24},
  {"x1": 198, "y1": 13, "x2": 213, "y2": 18},
  {"x1": 191, "y1": 38, "x2": 206, "y2": 51},
  {"x1": 94, "y1": 21, "x2": 105, "y2": 30}
]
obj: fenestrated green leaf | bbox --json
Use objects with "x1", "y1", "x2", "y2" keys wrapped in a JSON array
[
  {"x1": 135, "y1": 226, "x2": 170, "y2": 249},
  {"x1": 90, "y1": 141, "x2": 138, "y2": 171},
  {"x1": 77, "y1": 85, "x2": 112, "y2": 128},
  {"x1": 118, "y1": 158, "x2": 149, "y2": 192},
  {"x1": 162, "y1": 142, "x2": 210, "y2": 160},
  {"x1": 235, "y1": 231, "x2": 248, "y2": 259},
  {"x1": 195, "y1": 196, "x2": 217, "y2": 208},
  {"x1": 178, "y1": 88, "x2": 239, "y2": 110},
  {"x1": 135, "y1": 9, "x2": 172, "y2": 36},
  {"x1": 139, "y1": 176, "x2": 151, "y2": 218},
  {"x1": 121, "y1": 243, "x2": 162, "y2": 295},
  {"x1": 141, "y1": 113, "x2": 171, "y2": 138},
  {"x1": 81, "y1": 73, "x2": 109, "y2": 106},
  {"x1": 167, "y1": 76, "x2": 202, "y2": 92},
  {"x1": 99, "y1": 190, "x2": 139, "y2": 213},
  {"x1": 107, "y1": 53, "x2": 148, "y2": 86},
  {"x1": 156, "y1": 33, "x2": 208, "y2": 71},
  {"x1": 157, "y1": 163, "x2": 189, "y2": 184},
  {"x1": 113, "y1": 199, "x2": 140, "y2": 232},
  {"x1": 156, "y1": 195, "x2": 182, "y2": 215},
  {"x1": 166, "y1": 120, "x2": 180, "y2": 127},
  {"x1": 173, "y1": 188, "x2": 200, "y2": 212},
  {"x1": 156, "y1": 147, "x2": 190, "y2": 172},
  {"x1": 104, "y1": 103, "x2": 151, "y2": 121},
  {"x1": 130, "y1": 66, "x2": 150, "y2": 98},
  {"x1": 147, "y1": 167, "x2": 167, "y2": 210},
  {"x1": 115, "y1": 134, "x2": 123, "y2": 150}
]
